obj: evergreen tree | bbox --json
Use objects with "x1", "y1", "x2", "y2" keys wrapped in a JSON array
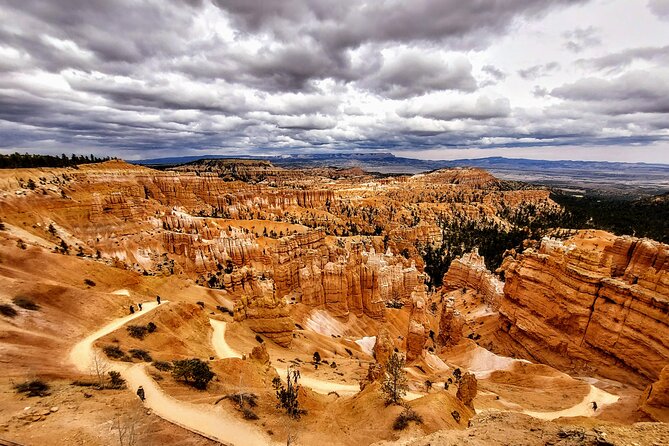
[{"x1": 381, "y1": 352, "x2": 408, "y2": 405}]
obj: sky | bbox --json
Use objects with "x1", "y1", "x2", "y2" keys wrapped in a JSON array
[{"x1": 1, "y1": 0, "x2": 669, "y2": 163}]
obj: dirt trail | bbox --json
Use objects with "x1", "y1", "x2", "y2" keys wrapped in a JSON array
[
  {"x1": 521, "y1": 384, "x2": 619, "y2": 420},
  {"x1": 69, "y1": 303, "x2": 278, "y2": 446},
  {"x1": 209, "y1": 319, "x2": 422, "y2": 400}
]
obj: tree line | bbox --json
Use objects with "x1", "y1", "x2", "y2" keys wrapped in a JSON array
[
  {"x1": 550, "y1": 191, "x2": 668, "y2": 244},
  {"x1": 0, "y1": 152, "x2": 115, "y2": 169}
]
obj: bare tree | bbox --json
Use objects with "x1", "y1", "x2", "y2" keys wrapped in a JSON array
[
  {"x1": 111, "y1": 412, "x2": 138, "y2": 446},
  {"x1": 90, "y1": 351, "x2": 110, "y2": 387}
]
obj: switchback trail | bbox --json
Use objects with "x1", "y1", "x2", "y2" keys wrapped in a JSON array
[{"x1": 69, "y1": 302, "x2": 278, "y2": 446}]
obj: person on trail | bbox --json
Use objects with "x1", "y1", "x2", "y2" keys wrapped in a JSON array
[
  {"x1": 592, "y1": 401, "x2": 598, "y2": 411},
  {"x1": 156, "y1": 295, "x2": 161, "y2": 305},
  {"x1": 138, "y1": 303, "x2": 143, "y2": 311},
  {"x1": 129, "y1": 305, "x2": 135, "y2": 314},
  {"x1": 137, "y1": 386, "x2": 145, "y2": 402}
]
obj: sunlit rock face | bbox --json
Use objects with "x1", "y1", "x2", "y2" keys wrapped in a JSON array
[{"x1": 499, "y1": 230, "x2": 669, "y2": 387}]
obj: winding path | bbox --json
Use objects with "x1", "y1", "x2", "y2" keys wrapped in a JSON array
[
  {"x1": 69, "y1": 302, "x2": 278, "y2": 446},
  {"x1": 521, "y1": 383, "x2": 619, "y2": 420},
  {"x1": 209, "y1": 319, "x2": 423, "y2": 400}
]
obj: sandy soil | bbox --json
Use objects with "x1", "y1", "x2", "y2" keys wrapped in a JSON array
[{"x1": 69, "y1": 302, "x2": 278, "y2": 446}]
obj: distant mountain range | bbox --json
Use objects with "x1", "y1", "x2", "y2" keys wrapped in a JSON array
[{"x1": 133, "y1": 152, "x2": 669, "y2": 198}]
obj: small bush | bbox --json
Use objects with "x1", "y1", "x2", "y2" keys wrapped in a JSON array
[
  {"x1": 393, "y1": 407, "x2": 423, "y2": 430},
  {"x1": 14, "y1": 379, "x2": 50, "y2": 397},
  {"x1": 216, "y1": 305, "x2": 234, "y2": 316},
  {"x1": 108, "y1": 371, "x2": 126, "y2": 389},
  {"x1": 242, "y1": 407, "x2": 259, "y2": 420},
  {"x1": 146, "y1": 322, "x2": 157, "y2": 333},
  {"x1": 12, "y1": 296, "x2": 40, "y2": 311},
  {"x1": 17, "y1": 239, "x2": 27, "y2": 249},
  {"x1": 84, "y1": 279, "x2": 96, "y2": 287},
  {"x1": 221, "y1": 392, "x2": 258, "y2": 408},
  {"x1": 153, "y1": 360, "x2": 173, "y2": 372},
  {"x1": 172, "y1": 358, "x2": 215, "y2": 390},
  {"x1": 129, "y1": 348, "x2": 153, "y2": 362},
  {"x1": 255, "y1": 334, "x2": 264, "y2": 344},
  {"x1": 103, "y1": 345, "x2": 126, "y2": 360},
  {"x1": 196, "y1": 301, "x2": 205, "y2": 309},
  {"x1": 451, "y1": 410, "x2": 461, "y2": 423},
  {"x1": 127, "y1": 325, "x2": 148, "y2": 339},
  {"x1": 0, "y1": 304, "x2": 18, "y2": 318}
]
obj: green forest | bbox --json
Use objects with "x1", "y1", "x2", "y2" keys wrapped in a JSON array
[
  {"x1": 419, "y1": 190, "x2": 668, "y2": 288},
  {"x1": 0, "y1": 152, "x2": 114, "y2": 169},
  {"x1": 551, "y1": 192, "x2": 668, "y2": 244}
]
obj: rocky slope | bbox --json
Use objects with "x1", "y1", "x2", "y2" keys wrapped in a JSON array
[
  {"x1": 498, "y1": 230, "x2": 669, "y2": 387},
  {"x1": 442, "y1": 250, "x2": 504, "y2": 309}
]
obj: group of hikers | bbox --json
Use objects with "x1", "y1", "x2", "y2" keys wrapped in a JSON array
[
  {"x1": 129, "y1": 295, "x2": 161, "y2": 315},
  {"x1": 127, "y1": 296, "x2": 161, "y2": 403}
]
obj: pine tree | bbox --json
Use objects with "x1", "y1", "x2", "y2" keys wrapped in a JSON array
[{"x1": 381, "y1": 352, "x2": 408, "y2": 405}]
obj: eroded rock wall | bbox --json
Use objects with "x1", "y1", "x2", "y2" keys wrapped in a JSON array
[
  {"x1": 499, "y1": 230, "x2": 669, "y2": 386},
  {"x1": 442, "y1": 250, "x2": 504, "y2": 308}
]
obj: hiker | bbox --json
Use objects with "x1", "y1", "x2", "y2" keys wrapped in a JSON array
[
  {"x1": 156, "y1": 295, "x2": 161, "y2": 305},
  {"x1": 129, "y1": 305, "x2": 135, "y2": 314},
  {"x1": 592, "y1": 401, "x2": 598, "y2": 411},
  {"x1": 137, "y1": 386, "x2": 145, "y2": 402},
  {"x1": 138, "y1": 303, "x2": 143, "y2": 311}
]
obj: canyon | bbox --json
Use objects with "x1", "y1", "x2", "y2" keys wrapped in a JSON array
[{"x1": 0, "y1": 159, "x2": 667, "y2": 445}]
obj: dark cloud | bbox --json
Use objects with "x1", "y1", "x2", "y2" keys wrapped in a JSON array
[
  {"x1": 214, "y1": 0, "x2": 585, "y2": 51},
  {"x1": 358, "y1": 51, "x2": 476, "y2": 99},
  {"x1": 577, "y1": 45, "x2": 669, "y2": 71},
  {"x1": 551, "y1": 70, "x2": 669, "y2": 115},
  {"x1": 518, "y1": 62, "x2": 560, "y2": 80},
  {"x1": 563, "y1": 26, "x2": 601, "y2": 53},
  {"x1": 399, "y1": 96, "x2": 511, "y2": 121},
  {"x1": 648, "y1": 0, "x2": 669, "y2": 19},
  {"x1": 482, "y1": 65, "x2": 506, "y2": 81}
]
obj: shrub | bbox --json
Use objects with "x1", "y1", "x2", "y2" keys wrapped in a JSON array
[
  {"x1": 0, "y1": 304, "x2": 18, "y2": 318},
  {"x1": 221, "y1": 392, "x2": 258, "y2": 408},
  {"x1": 242, "y1": 407, "x2": 259, "y2": 420},
  {"x1": 216, "y1": 305, "x2": 234, "y2": 316},
  {"x1": 12, "y1": 296, "x2": 40, "y2": 311},
  {"x1": 393, "y1": 407, "x2": 423, "y2": 430},
  {"x1": 172, "y1": 358, "x2": 215, "y2": 390},
  {"x1": 129, "y1": 349, "x2": 152, "y2": 362},
  {"x1": 17, "y1": 239, "x2": 26, "y2": 249},
  {"x1": 196, "y1": 301, "x2": 205, "y2": 309},
  {"x1": 108, "y1": 371, "x2": 126, "y2": 389},
  {"x1": 381, "y1": 353, "x2": 408, "y2": 405},
  {"x1": 14, "y1": 379, "x2": 50, "y2": 397},
  {"x1": 272, "y1": 368, "x2": 303, "y2": 419},
  {"x1": 153, "y1": 360, "x2": 173, "y2": 372},
  {"x1": 103, "y1": 345, "x2": 126, "y2": 360},
  {"x1": 146, "y1": 322, "x2": 157, "y2": 333},
  {"x1": 84, "y1": 279, "x2": 96, "y2": 287},
  {"x1": 127, "y1": 325, "x2": 148, "y2": 339},
  {"x1": 451, "y1": 410, "x2": 461, "y2": 423},
  {"x1": 255, "y1": 334, "x2": 264, "y2": 344}
]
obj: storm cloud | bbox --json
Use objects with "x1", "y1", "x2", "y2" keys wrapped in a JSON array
[{"x1": 0, "y1": 0, "x2": 668, "y2": 161}]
